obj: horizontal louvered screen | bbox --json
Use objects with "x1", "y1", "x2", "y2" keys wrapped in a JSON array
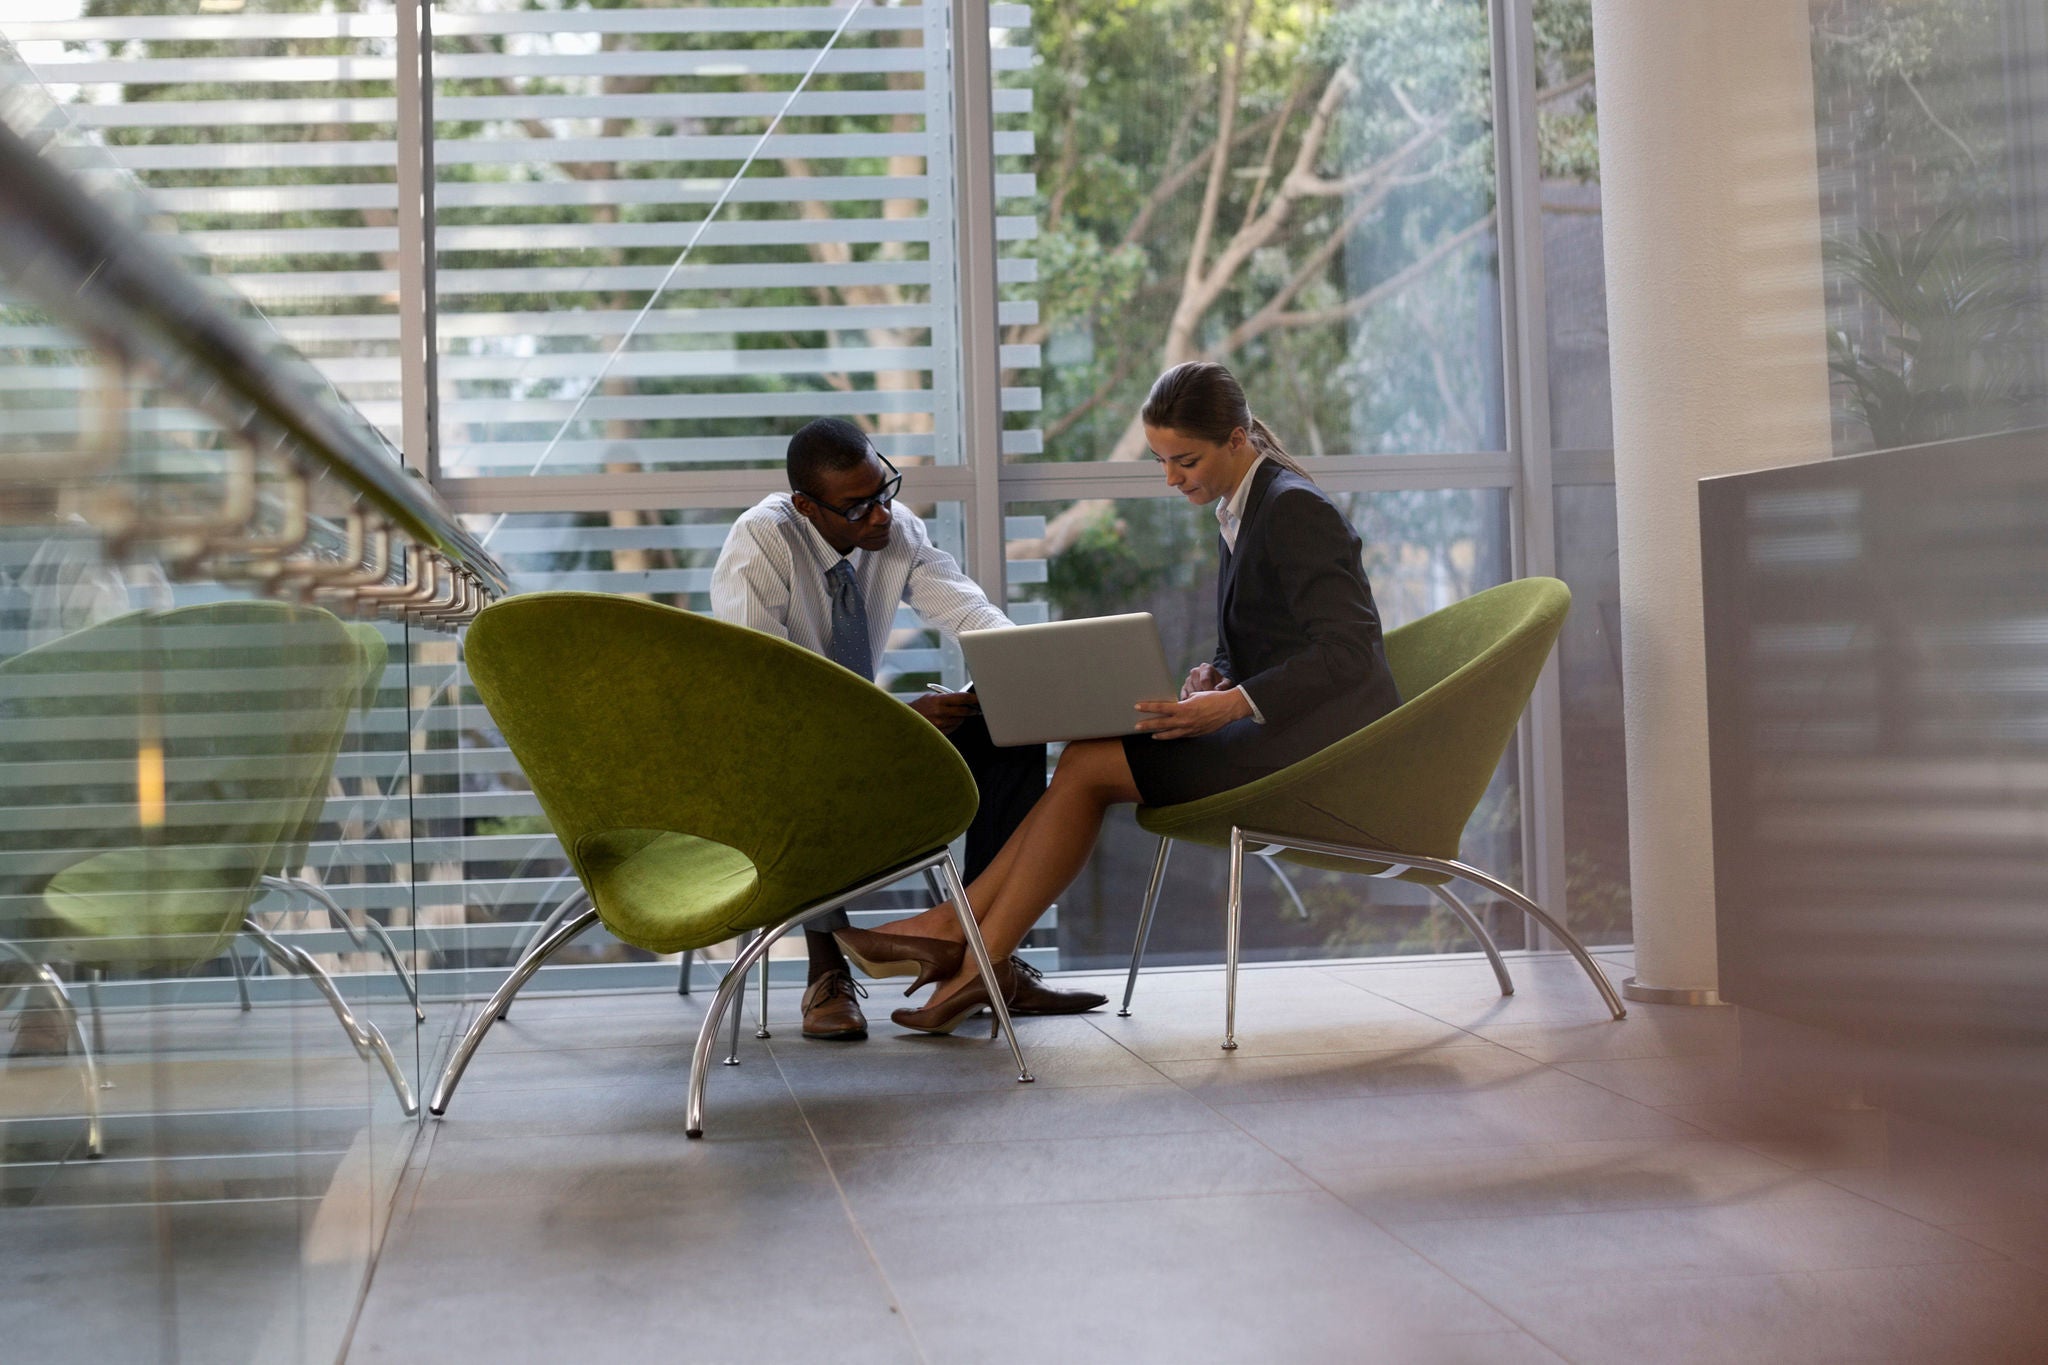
[
  {"x1": 5, "y1": 1, "x2": 1049, "y2": 990},
  {"x1": 430, "y1": 0, "x2": 1038, "y2": 476}
]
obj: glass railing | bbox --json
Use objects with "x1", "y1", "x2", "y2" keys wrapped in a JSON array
[{"x1": 0, "y1": 49, "x2": 505, "y2": 1362}]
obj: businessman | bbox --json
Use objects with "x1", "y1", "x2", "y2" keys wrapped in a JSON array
[{"x1": 710, "y1": 417, "x2": 1105, "y2": 1040}]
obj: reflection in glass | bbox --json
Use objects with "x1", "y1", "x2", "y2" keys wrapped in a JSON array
[{"x1": 1815, "y1": 0, "x2": 2048, "y2": 452}]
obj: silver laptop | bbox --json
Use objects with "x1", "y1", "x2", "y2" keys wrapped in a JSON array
[{"x1": 959, "y1": 613, "x2": 1179, "y2": 747}]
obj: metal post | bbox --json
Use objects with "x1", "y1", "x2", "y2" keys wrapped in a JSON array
[
  {"x1": 947, "y1": 0, "x2": 1007, "y2": 594},
  {"x1": 395, "y1": 0, "x2": 439, "y2": 480},
  {"x1": 1223, "y1": 828, "x2": 1244, "y2": 1051},
  {"x1": 1490, "y1": 0, "x2": 1568, "y2": 941}
]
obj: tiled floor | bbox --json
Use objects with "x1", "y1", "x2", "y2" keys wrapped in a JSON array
[{"x1": 348, "y1": 952, "x2": 2048, "y2": 1364}]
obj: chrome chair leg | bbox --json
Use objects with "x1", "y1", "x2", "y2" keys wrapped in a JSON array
[
  {"x1": 285, "y1": 877, "x2": 424, "y2": 1023},
  {"x1": 1119, "y1": 837, "x2": 1172, "y2": 1017},
  {"x1": 503, "y1": 890, "x2": 594, "y2": 1020},
  {"x1": 429, "y1": 904, "x2": 601, "y2": 1115},
  {"x1": 755, "y1": 943, "x2": 771, "y2": 1040},
  {"x1": 1256, "y1": 848, "x2": 1311, "y2": 921},
  {"x1": 1443, "y1": 863, "x2": 1626, "y2": 1019},
  {"x1": 937, "y1": 854, "x2": 1032, "y2": 1084},
  {"x1": 0, "y1": 942, "x2": 103, "y2": 1157},
  {"x1": 1230, "y1": 828, "x2": 1627, "y2": 1021},
  {"x1": 242, "y1": 920, "x2": 418, "y2": 1116},
  {"x1": 85, "y1": 968, "x2": 106, "y2": 1056},
  {"x1": 229, "y1": 943, "x2": 253, "y2": 1012},
  {"x1": 1427, "y1": 883, "x2": 1514, "y2": 997},
  {"x1": 678, "y1": 949, "x2": 694, "y2": 996},
  {"x1": 686, "y1": 851, "x2": 1038, "y2": 1140},
  {"x1": 722, "y1": 932, "x2": 753, "y2": 1065},
  {"x1": 689, "y1": 918, "x2": 791, "y2": 1136},
  {"x1": 1223, "y1": 829, "x2": 1245, "y2": 1051}
]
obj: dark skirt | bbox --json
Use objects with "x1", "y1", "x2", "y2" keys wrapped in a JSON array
[{"x1": 1121, "y1": 716, "x2": 1287, "y2": 808}]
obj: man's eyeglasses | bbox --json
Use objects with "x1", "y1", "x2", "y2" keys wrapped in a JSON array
[{"x1": 800, "y1": 451, "x2": 901, "y2": 524}]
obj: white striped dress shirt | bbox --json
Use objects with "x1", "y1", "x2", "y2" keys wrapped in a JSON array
[{"x1": 709, "y1": 493, "x2": 1011, "y2": 683}]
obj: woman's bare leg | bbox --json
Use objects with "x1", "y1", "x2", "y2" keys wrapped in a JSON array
[
  {"x1": 880, "y1": 776, "x2": 1060, "y2": 942},
  {"x1": 913, "y1": 737, "x2": 1141, "y2": 1008}
]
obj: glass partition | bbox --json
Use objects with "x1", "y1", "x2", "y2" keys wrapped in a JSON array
[
  {"x1": 0, "y1": 317, "x2": 432, "y2": 1361},
  {"x1": 0, "y1": 34, "x2": 499, "y2": 1358}
]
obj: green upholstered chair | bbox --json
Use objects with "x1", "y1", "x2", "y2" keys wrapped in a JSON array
[
  {"x1": 428, "y1": 591, "x2": 1032, "y2": 1139},
  {"x1": 1119, "y1": 578, "x2": 1627, "y2": 1050},
  {"x1": 7, "y1": 601, "x2": 419, "y2": 1130},
  {"x1": 255, "y1": 621, "x2": 423, "y2": 1022}
]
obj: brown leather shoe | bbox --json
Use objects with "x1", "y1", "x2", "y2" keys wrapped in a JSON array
[
  {"x1": 1004, "y1": 957, "x2": 1107, "y2": 1015},
  {"x1": 800, "y1": 970, "x2": 868, "y2": 1041},
  {"x1": 891, "y1": 960, "x2": 1016, "y2": 1036}
]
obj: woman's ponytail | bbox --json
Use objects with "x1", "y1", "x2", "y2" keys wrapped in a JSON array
[
  {"x1": 1141, "y1": 361, "x2": 1315, "y2": 484},
  {"x1": 1246, "y1": 416, "x2": 1311, "y2": 481}
]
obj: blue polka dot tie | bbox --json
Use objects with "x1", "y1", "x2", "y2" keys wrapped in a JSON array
[{"x1": 825, "y1": 559, "x2": 873, "y2": 680}]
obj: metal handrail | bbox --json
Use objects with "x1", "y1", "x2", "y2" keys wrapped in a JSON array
[{"x1": 0, "y1": 115, "x2": 509, "y2": 599}]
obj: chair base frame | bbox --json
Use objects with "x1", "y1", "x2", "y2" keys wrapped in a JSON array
[
  {"x1": 0, "y1": 940, "x2": 104, "y2": 1158},
  {"x1": 427, "y1": 849, "x2": 1034, "y2": 1138},
  {"x1": 261, "y1": 875, "x2": 423, "y2": 1022},
  {"x1": 1121, "y1": 829, "x2": 1625, "y2": 1050},
  {"x1": 240, "y1": 919, "x2": 419, "y2": 1115}
]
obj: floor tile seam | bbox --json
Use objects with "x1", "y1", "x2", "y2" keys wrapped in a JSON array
[
  {"x1": 337, "y1": 1116, "x2": 438, "y2": 1365},
  {"x1": 1155, "y1": 1023, "x2": 1581, "y2": 1358},
  {"x1": 1073, "y1": 1009, "x2": 1199, "y2": 1081},
  {"x1": 1416, "y1": 1253, "x2": 2018, "y2": 1297},
  {"x1": 761, "y1": 1074, "x2": 1180, "y2": 1097},
  {"x1": 1535, "y1": 1064, "x2": 1744, "y2": 1113},
  {"x1": 1174, "y1": 1039, "x2": 1605, "y2": 1364},
  {"x1": 771, "y1": 1041, "x2": 933, "y2": 1365},
  {"x1": 1645, "y1": 1109, "x2": 1902, "y2": 1182},
  {"x1": 804, "y1": 1116, "x2": 1268, "y2": 1154},
  {"x1": 1359, "y1": 1187, "x2": 1893, "y2": 1227},
  {"x1": 1154, "y1": 1070, "x2": 1635, "y2": 1106},
  {"x1": 1376, "y1": 1186, "x2": 2016, "y2": 1234},
  {"x1": 1944, "y1": 1221, "x2": 2048, "y2": 1256},
  {"x1": 1804, "y1": 1167, "x2": 2048, "y2": 1242},
  {"x1": 10, "y1": 1192, "x2": 329, "y2": 1213},
  {"x1": 1123, "y1": 1038, "x2": 1504, "y2": 1067},
  {"x1": 843, "y1": 1184, "x2": 1383, "y2": 1220},
  {"x1": 1314, "y1": 970, "x2": 1542, "y2": 1043}
]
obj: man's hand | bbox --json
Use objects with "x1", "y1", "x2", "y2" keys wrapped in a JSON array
[
  {"x1": 910, "y1": 690, "x2": 980, "y2": 735},
  {"x1": 1135, "y1": 688, "x2": 1253, "y2": 741},
  {"x1": 1182, "y1": 662, "x2": 1229, "y2": 700}
]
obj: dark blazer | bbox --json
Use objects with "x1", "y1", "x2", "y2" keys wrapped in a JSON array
[{"x1": 1213, "y1": 459, "x2": 1402, "y2": 767}]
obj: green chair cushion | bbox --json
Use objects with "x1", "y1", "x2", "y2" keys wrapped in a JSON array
[
  {"x1": 1135, "y1": 578, "x2": 1571, "y2": 884},
  {"x1": 42, "y1": 846, "x2": 264, "y2": 963},
  {"x1": 465, "y1": 593, "x2": 980, "y2": 954},
  {"x1": 9, "y1": 600, "x2": 367, "y2": 962},
  {"x1": 576, "y1": 829, "x2": 761, "y2": 955}
]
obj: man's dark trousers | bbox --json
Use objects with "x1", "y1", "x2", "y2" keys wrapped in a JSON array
[{"x1": 807, "y1": 714, "x2": 1044, "y2": 932}]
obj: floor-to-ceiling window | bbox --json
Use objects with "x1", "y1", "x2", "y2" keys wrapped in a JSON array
[{"x1": 6, "y1": 0, "x2": 1627, "y2": 986}]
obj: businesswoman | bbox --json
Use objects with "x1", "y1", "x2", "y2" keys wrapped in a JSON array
[{"x1": 838, "y1": 361, "x2": 1403, "y2": 1033}]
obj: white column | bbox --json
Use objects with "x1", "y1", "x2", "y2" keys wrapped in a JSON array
[{"x1": 1589, "y1": 0, "x2": 1834, "y2": 1000}]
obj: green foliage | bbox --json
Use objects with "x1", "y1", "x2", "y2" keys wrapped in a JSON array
[{"x1": 1826, "y1": 207, "x2": 2042, "y2": 448}]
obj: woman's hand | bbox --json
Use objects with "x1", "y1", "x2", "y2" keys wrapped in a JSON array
[
  {"x1": 1135, "y1": 687, "x2": 1253, "y2": 741},
  {"x1": 1181, "y1": 662, "x2": 1228, "y2": 700}
]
